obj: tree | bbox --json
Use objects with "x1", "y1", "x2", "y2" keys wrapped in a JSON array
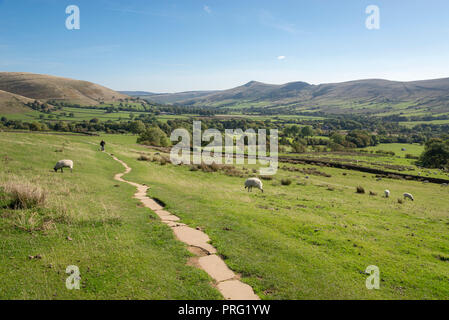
[
  {"x1": 137, "y1": 127, "x2": 171, "y2": 147},
  {"x1": 292, "y1": 142, "x2": 307, "y2": 153},
  {"x1": 346, "y1": 130, "x2": 375, "y2": 148},
  {"x1": 417, "y1": 138, "x2": 449, "y2": 168},
  {"x1": 129, "y1": 120, "x2": 146, "y2": 134},
  {"x1": 330, "y1": 132, "x2": 345, "y2": 145},
  {"x1": 29, "y1": 122, "x2": 42, "y2": 131},
  {"x1": 301, "y1": 126, "x2": 314, "y2": 137}
]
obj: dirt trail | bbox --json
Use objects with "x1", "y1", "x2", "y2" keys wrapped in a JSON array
[{"x1": 110, "y1": 154, "x2": 260, "y2": 300}]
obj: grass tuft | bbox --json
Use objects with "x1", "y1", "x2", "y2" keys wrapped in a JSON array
[{"x1": 0, "y1": 181, "x2": 46, "y2": 209}]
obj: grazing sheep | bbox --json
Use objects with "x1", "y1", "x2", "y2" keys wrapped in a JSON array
[
  {"x1": 245, "y1": 178, "x2": 264, "y2": 193},
  {"x1": 384, "y1": 190, "x2": 390, "y2": 198},
  {"x1": 403, "y1": 193, "x2": 414, "y2": 201},
  {"x1": 54, "y1": 160, "x2": 74, "y2": 173}
]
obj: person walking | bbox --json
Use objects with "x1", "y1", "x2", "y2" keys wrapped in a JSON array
[{"x1": 100, "y1": 140, "x2": 106, "y2": 152}]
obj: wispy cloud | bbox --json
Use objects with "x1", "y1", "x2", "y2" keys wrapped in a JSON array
[
  {"x1": 204, "y1": 5, "x2": 212, "y2": 14},
  {"x1": 277, "y1": 56, "x2": 286, "y2": 60},
  {"x1": 259, "y1": 10, "x2": 303, "y2": 35}
]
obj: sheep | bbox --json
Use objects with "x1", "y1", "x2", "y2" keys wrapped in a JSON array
[
  {"x1": 384, "y1": 190, "x2": 390, "y2": 198},
  {"x1": 244, "y1": 178, "x2": 264, "y2": 193},
  {"x1": 403, "y1": 193, "x2": 414, "y2": 201},
  {"x1": 54, "y1": 160, "x2": 74, "y2": 173}
]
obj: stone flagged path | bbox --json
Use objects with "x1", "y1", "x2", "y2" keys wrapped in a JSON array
[{"x1": 110, "y1": 154, "x2": 260, "y2": 300}]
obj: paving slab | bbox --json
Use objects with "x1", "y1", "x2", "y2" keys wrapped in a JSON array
[{"x1": 198, "y1": 255, "x2": 235, "y2": 282}]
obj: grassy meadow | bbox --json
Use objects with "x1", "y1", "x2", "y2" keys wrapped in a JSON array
[
  {"x1": 0, "y1": 107, "x2": 194, "y2": 123},
  {"x1": 0, "y1": 132, "x2": 220, "y2": 299},
  {"x1": 1, "y1": 131, "x2": 448, "y2": 299}
]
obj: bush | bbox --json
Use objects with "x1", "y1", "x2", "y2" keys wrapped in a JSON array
[
  {"x1": 417, "y1": 138, "x2": 449, "y2": 168},
  {"x1": 356, "y1": 186, "x2": 365, "y2": 194},
  {"x1": 405, "y1": 154, "x2": 419, "y2": 160},
  {"x1": 281, "y1": 179, "x2": 292, "y2": 186},
  {"x1": 137, "y1": 155, "x2": 151, "y2": 161},
  {"x1": 137, "y1": 126, "x2": 171, "y2": 147}
]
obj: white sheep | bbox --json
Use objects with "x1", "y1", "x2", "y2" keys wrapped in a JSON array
[
  {"x1": 403, "y1": 193, "x2": 414, "y2": 201},
  {"x1": 54, "y1": 160, "x2": 74, "y2": 173},
  {"x1": 384, "y1": 190, "x2": 390, "y2": 198},
  {"x1": 245, "y1": 178, "x2": 264, "y2": 193}
]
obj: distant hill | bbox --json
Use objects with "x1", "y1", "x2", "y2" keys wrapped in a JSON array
[
  {"x1": 153, "y1": 78, "x2": 449, "y2": 115},
  {"x1": 0, "y1": 72, "x2": 129, "y2": 106},
  {"x1": 120, "y1": 91, "x2": 156, "y2": 96},
  {"x1": 134, "y1": 90, "x2": 219, "y2": 104},
  {"x1": 0, "y1": 90, "x2": 34, "y2": 114}
]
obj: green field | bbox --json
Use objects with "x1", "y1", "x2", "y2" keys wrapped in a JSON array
[
  {"x1": 0, "y1": 132, "x2": 220, "y2": 299},
  {"x1": 1, "y1": 132, "x2": 449, "y2": 299},
  {"x1": 284, "y1": 143, "x2": 449, "y2": 180},
  {"x1": 0, "y1": 107, "x2": 192, "y2": 123},
  {"x1": 402, "y1": 120, "x2": 449, "y2": 128}
]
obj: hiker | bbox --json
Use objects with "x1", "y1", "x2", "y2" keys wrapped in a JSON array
[{"x1": 100, "y1": 140, "x2": 106, "y2": 151}]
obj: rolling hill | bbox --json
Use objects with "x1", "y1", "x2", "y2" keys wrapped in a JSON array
[
  {"x1": 123, "y1": 90, "x2": 220, "y2": 105},
  {"x1": 146, "y1": 78, "x2": 449, "y2": 115},
  {"x1": 0, "y1": 90, "x2": 34, "y2": 114},
  {"x1": 0, "y1": 72, "x2": 129, "y2": 106}
]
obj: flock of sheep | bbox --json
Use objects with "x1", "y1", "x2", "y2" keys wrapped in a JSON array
[
  {"x1": 385, "y1": 189, "x2": 415, "y2": 201},
  {"x1": 245, "y1": 177, "x2": 415, "y2": 201},
  {"x1": 54, "y1": 160, "x2": 416, "y2": 202}
]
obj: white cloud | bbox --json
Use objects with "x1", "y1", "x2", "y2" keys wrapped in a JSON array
[
  {"x1": 204, "y1": 5, "x2": 211, "y2": 14},
  {"x1": 277, "y1": 56, "x2": 286, "y2": 60}
]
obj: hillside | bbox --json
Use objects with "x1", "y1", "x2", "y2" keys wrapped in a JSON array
[
  {"x1": 153, "y1": 78, "x2": 449, "y2": 115},
  {"x1": 128, "y1": 90, "x2": 220, "y2": 104},
  {"x1": 0, "y1": 72, "x2": 129, "y2": 106},
  {"x1": 0, "y1": 90, "x2": 34, "y2": 114}
]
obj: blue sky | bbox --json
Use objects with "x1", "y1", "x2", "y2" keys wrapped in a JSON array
[{"x1": 1, "y1": 0, "x2": 449, "y2": 92}]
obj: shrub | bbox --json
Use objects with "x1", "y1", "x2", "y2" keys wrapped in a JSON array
[
  {"x1": 223, "y1": 168, "x2": 243, "y2": 177},
  {"x1": 281, "y1": 179, "x2": 292, "y2": 186},
  {"x1": 405, "y1": 154, "x2": 418, "y2": 160},
  {"x1": 417, "y1": 138, "x2": 449, "y2": 168},
  {"x1": 356, "y1": 186, "x2": 365, "y2": 194},
  {"x1": 259, "y1": 176, "x2": 273, "y2": 181},
  {"x1": 137, "y1": 126, "x2": 171, "y2": 147},
  {"x1": 137, "y1": 155, "x2": 151, "y2": 161},
  {"x1": 158, "y1": 157, "x2": 169, "y2": 165}
]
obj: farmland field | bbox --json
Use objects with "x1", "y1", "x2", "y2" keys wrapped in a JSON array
[
  {"x1": 0, "y1": 107, "x2": 192, "y2": 123},
  {"x1": 1, "y1": 132, "x2": 448, "y2": 299}
]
